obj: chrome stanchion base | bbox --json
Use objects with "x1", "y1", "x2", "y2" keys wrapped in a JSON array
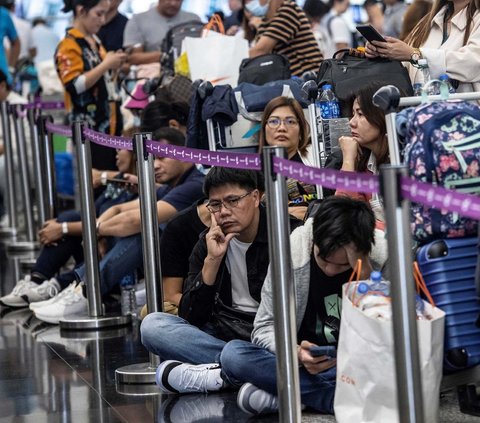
[
  {"x1": 59, "y1": 314, "x2": 131, "y2": 331},
  {"x1": 115, "y1": 362, "x2": 157, "y2": 385},
  {"x1": 0, "y1": 227, "x2": 17, "y2": 239},
  {"x1": 116, "y1": 381, "x2": 161, "y2": 396},
  {"x1": 5, "y1": 240, "x2": 40, "y2": 253}
]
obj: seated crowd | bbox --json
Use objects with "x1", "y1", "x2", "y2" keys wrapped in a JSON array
[{"x1": 1, "y1": 0, "x2": 479, "y2": 416}]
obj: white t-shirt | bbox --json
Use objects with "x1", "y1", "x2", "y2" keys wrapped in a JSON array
[
  {"x1": 323, "y1": 12, "x2": 352, "y2": 48},
  {"x1": 226, "y1": 237, "x2": 259, "y2": 313}
]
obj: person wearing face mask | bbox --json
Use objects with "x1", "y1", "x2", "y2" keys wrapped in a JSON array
[{"x1": 247, "y1": 0, "x2": 323, "y2": 76}]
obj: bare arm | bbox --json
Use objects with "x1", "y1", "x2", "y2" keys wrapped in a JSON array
[
  {"x1": 249, "y1": 35, "x2": 277, "y2": 58},
  {"x1": 82, "y1": 51, "x2": 126, "y2": 91},
  {"x1": 127, "y1": 46, "x2": 161, "y2": 65},
  {"x1": 163, "y1": 276, "x2": 184, "y2": 306},
  {"x1": 97, "y1": 198, "x2": 140, "y2": 224},
  {"x1": 8, "y1": 38, "x2": 20, "y2": 68}
]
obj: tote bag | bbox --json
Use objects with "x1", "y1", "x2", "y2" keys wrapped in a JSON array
[
  {"x1": 334, "y1": 268, "x2": 445, "y2": 423},
  {"x1": 183, "y1": 31, "x2": 248, "y2": 88}
]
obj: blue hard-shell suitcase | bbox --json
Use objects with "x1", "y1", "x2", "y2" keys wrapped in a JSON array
[{"x1": 416, "y1": 237, "x2": 480, "y2": 371}]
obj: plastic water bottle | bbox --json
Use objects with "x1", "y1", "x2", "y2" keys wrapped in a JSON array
[
  {"x1": 417, "y1": 59, "x2": 437, "y2": 95},
  {"x1": 413, "y1": 83, "x2": 423, "y2": 96},
  {"x1": 368, "y1": 271, "x2": 390, "y2": 295},
  {"x1": 439, "y1": 74, "x2": 456, "y2": 94},
  {"x1": 317, "y1": 84, "x2": 340, "y2": 119},
  {"x1": 120, "y1": 274, "x2": 137, "y2": 317}
]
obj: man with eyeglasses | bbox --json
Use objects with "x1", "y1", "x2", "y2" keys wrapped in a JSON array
[{"x1": 141, "y1": 166, "x2": 277, "y2": 394}]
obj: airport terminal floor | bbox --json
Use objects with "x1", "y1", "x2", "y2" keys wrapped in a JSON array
[{"x1": 0, "y1": 243, "x2": 477, "y2": 422}]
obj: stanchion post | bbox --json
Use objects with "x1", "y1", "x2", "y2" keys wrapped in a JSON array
[
  {"x1": 60, "y1": 121, "x2": 130, "y2": 330},
  {"x1": 38, "y1": 115, "x2": 57, "y2": 220},
  {"x1": 263, "y1": 146, "x2": 301, "y2": 423},
  {"x1": 10, "y1": 104, "x2": 37, "y2": 245},
  {"x1": 115, "y1": 132, "x2": 162, "y2": 385},
  {"x1": 73, "y1": 121, "x2": 103, "y2": 317},
  {"x1": 0, "y1": 101, "x2": 17, "y2": 235},
  {"x1": 27, "y1": 106, "x2": 48, "y2": 227},
  {"x1": 381, "y1": 164, "x2": 424, "y2": 423}
]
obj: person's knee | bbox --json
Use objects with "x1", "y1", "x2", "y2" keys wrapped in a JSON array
[
  {"x1": 220, "y1": 340, "x2": 252, "y2": 377},
  {"x1": 140, "y1": 312, "x2": 180, "y2": 347}
]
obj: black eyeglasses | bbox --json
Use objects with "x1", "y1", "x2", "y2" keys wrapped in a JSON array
[
  {"x1": 206, "y1": 191, "x2": 253, "y2": 213},
  {"x1": 266, "y1": 117, "x2": 299, "y2": 129}
]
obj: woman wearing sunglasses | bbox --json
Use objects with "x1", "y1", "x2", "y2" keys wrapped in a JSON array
[{"x1": 258, "y1": 96, "x2": 317, "y2": 220}]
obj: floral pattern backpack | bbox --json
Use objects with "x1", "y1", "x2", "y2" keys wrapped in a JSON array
[{"x1": 404, "y1": 100, "x2": 480, "y2": 243}]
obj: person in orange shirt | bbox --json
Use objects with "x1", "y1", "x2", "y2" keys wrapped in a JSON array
[{"x1": 55, "y1": 0, "x2": 126, "y2": 170}]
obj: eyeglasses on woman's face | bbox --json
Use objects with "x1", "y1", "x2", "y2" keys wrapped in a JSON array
[
  {"x1": 266, "y1": 117, "x2": 299, "y2": 129},
  {"x1": 206, "y1": 191, "x2": 253, "y2": 213}
]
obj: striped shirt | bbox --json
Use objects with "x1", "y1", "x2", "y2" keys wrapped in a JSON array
[{"x1": 256, "y1": 0, "x2": 323, "y2": 76}]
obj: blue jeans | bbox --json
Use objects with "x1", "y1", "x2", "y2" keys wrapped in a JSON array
[
  {"x1": 141, "y1": 313, "x2": 227, "y2": 364},
  {"x1": 75, "y1": 233, "x2": 143, "y2": 295},
  {"x1": 220, "y1": 340, "x2": 336, "y2": 414}
]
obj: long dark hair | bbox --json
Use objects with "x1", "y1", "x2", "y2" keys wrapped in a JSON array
[
  {"x1": 259, "y1": 96, "x2": 310, "y2": 156},
  {"x1": 62, "y1": 0, "x2": 102, "y2": 15},
  {"x1": 349, "y1": 83, "x2": 389, "y2": 172},
  {"x1": 405, "y1": 0, "x2": 479, "y2": 47}
]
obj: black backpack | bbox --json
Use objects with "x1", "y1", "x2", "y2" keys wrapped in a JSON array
[
  {"x1": 238, "y1": 53, "x2": 291, "y2": 85},
  {"x1": 160, "y1": 20, "x2": 204, "y2": 74},
  {"x1": 317, "y1": 49, "x2": 413, "y2": 116}
]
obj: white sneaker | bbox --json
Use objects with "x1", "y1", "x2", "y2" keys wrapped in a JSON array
[
  {"x1": 34, "y1": 282, "x2": 88, "y2": 324},
  {"x1": 156, "y1": 360, "x2": 225, "y2": 394},
  {"x1": 237, "y1": 383, "x2": 278, "y2": 416},
  {"x1": 24, "y1": 278, "x2": 60, "y2": 304},
  {"x1": 29, "y1": 282, "x2": 77, "y2": 311},
  {"x1": 0, "y1": 275, "x2": 39, "y2": 308}
]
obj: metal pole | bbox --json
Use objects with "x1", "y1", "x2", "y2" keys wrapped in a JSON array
[
  {"x1": 27, "y1": 106, "x2": 47, "y2": 227},
  {"x1": 0, "y1": 101, "x2": 16, "y2": 237},
  {"x1": 60, "y1": 121, "x2": 130, "y2": 330},
  {"x1": 381, "y1": 165, "x2": 424, "y2": 423},
  {"x1": 116, "y1": 132, "x2": 162, "y2": 385},
  {"x1": 263, "y1": 146, "x2": 301, "y2": 423},
  {"x1": 38, "y1": 116, "x2": 57, "y2": 220},
  {"x1": 6, "y1": 104, "x2": 39, "y2": 251},
  {"x1": 399, "y1": 91, "x2": 480, "y2": 107}
]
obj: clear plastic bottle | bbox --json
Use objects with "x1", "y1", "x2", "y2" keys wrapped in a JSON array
[
  {"x1": 417, "y1": 59, "x2": 437, "y2": 95},
  {"x1": 317, "y1": 84, "x2": 340, "y2": 119},
  {"x1": 120, "y1": 274, "x2": 137, "y2": 317},
  {"x1": 413, "y1": 82, "x2": 423, "y2": 96},
  {"x1": 439, "y1": 73, "x2": 456, "y2": 94},
  {"x1": 355, "y1": 271, "x2": 390, "y2": 297}
]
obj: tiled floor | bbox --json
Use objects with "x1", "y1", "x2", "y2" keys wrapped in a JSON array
[{"x1": 0, "y1": 243, "x2": 479, "y2": 422}]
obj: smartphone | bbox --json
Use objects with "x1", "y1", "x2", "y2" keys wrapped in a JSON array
[
  {"x1": 356, "y1": 24, "x2": 387, "y2": 43},
  {"x1": 309, "y1": 345, "x2": 337, "y2": 359}
]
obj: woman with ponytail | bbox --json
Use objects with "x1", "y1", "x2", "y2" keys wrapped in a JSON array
[
  {"x1": 55, "y1": 0, "x2": 127, "y2": 170},
  {"x1": 364, "y1": 0, "x2": 480, "y2": 93}
]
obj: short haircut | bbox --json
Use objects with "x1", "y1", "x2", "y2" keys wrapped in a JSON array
[
  {"x1": 203, "y1": 167, "x2": 265, "y2": 198},
  {"x1": 259, "y1": 96, "x2": 310, "y2": 156},
  {"x1": 303, "y1": 0, "x2": 330, "y2": 20},
  {"x1": 140, "y1": 100, "x2": 189, "y2": 133},
  {"x1": 152, "y1": 127, "x2": 185, "y2": 147},
  {"x1": 312, "y1": 196, "x2": 375, "y2": 258}
]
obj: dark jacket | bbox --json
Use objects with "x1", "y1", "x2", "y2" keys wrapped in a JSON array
[{"x1": 179, "y1": 205, "x2": 269, "y2": 328}]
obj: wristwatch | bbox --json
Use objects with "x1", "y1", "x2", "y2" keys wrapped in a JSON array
[
  {"x1": 101, "y1": 171, "x2": 108, "y2": 186},
  {"x1": 410, "y1": 48, "x2": 422, "y2": 64},
  {"x1": 62, "y1": 222, "x2": 69, "y2": 235}
]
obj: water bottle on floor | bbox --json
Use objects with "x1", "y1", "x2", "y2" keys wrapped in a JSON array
[{"x1": 120, "y1": 274, "x2": 137, "y2": 317}]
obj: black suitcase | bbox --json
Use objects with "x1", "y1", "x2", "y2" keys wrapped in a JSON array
[{"x1": 416, "y1": 237, "x2": 480, "y2": 371}]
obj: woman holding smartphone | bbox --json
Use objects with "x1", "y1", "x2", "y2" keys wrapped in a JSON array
[
  {"x1": 55, "y1": 0, "x2": 127, "y2": 170},
  {"x1": 364, "y1": 0, "x2": 480, "y2": 93}
]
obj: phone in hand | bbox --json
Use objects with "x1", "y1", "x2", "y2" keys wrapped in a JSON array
[
  {"x1": 309, "y1": 345, "x2": 337, "y2": 359},
  {"x1": 356, "y1": 24, "x2": 387, "y2": 43},
  {"x1": 107, "y1": 177, "x2": 130, "y2": 185}
]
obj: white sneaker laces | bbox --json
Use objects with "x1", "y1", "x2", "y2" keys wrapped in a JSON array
[
  {"x1": 180, "y1": 366, "x2": 212, "y2": 393},
  {"x1": 12, "y1": 277, "x2": 34, "y2": 295}
]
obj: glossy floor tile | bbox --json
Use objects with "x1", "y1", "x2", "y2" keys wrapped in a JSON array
[{"x1": 0, "y1": 243, "x2": 478, "y2": 422}]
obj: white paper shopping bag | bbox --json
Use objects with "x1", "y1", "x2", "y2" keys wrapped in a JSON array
[{"x1": 334, "y1": 284, "x2": 445, "y2": 423}]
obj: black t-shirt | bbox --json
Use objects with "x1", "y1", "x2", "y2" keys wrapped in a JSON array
[
  {"x1": 297, "y1": 253, "x2": 352, "y2": 346},
  {"x1": 98, "y1": 13, "x2": 129, "y2": 52},
  {"x1": 160, "y1": 200, "x2": 207, "y2": 278}
]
